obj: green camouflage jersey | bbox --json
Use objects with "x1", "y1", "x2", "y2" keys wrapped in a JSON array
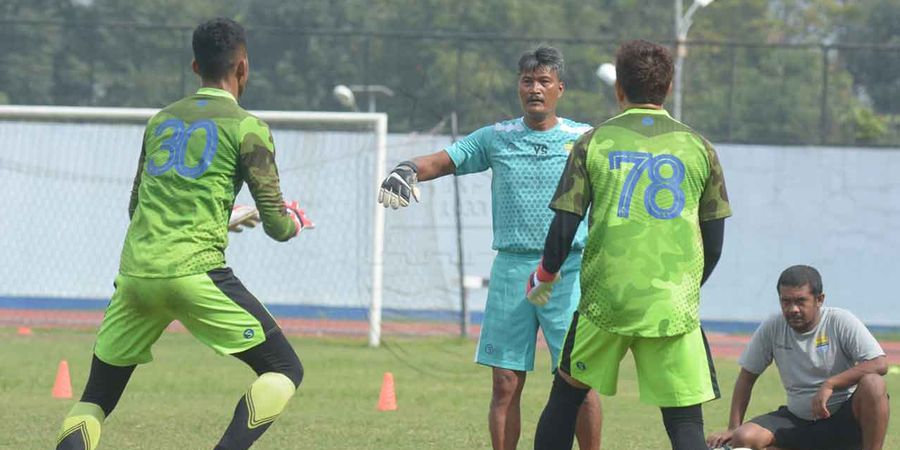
[
  {"x1": 550, "y1": 108, "x2": 731, "y2": 337},
  {"x1": 119, "y1": 87, "x2": 297, "y2": 278}
]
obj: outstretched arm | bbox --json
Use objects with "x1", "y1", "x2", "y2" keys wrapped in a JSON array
[
  {"x1": 380, "y1": 126, "x2": 495, "y2": 209},
  {"x1": 412, "y1": 150, "x2": 456, "y2": 182},
  {"x1": 378, "y1": 150, "x2": 457, "y2": 209}
]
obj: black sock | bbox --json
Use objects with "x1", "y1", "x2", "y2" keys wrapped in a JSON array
[
  {"x1": 534, "y1": 373, "x2": 589, "y2": 450},
  {"x1": 660, "y1": 405, "x2": 706, "y2": 450},
  {"x1": 81, "y1": 355, "x2": 136, "y2": 416},
  {"x1": 216, "y1": 332, "x2": 302, "y2": 450},
  {"x1": 214, "y1": 393, "x2": 274, "y2": 450}
]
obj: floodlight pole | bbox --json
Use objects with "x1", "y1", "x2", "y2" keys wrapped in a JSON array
[
  {"x1": 449, "y1": 111, "x2": 469, "y2": 338},
  {"x1": 348, "y1": 85, "x2": 395, "y2": 112},
  {"x1": 673, "y1": 0, "x2": 713, "y2": 121}
]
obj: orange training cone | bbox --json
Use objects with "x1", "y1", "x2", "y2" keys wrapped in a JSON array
[
  {"x1": 52, "y1": 360, "x2": 73, "y2": 399},
  {"x1": 377, "y1": 372, "x2": 397, "y2": 411},
  {"x1": 17, "y1": 326, "x2": 32, "y2": 336}
]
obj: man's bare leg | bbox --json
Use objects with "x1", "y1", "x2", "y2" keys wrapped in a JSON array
[
  {"x1": 574, "y1": 389, "x2": 601, "y2": 450},
  {"x1": 489, "y1": 368, "x2": 527, "y2": 450}
]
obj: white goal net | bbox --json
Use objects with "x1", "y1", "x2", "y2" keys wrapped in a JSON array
[{"x1": 0, "y1": 106, "x2": 410, "y2": 346}]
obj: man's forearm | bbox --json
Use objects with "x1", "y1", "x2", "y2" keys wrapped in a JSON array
[
  {"x1": 728, "y1": 380, "x2": 752, "y2": 429},
  {"x1": 240, "y1": 147, "x2": 295, "y2": 241},
  {"x1": 825, "y1": 356, "x2": 888, "y2": 390},
  {"x1": 728, "y1": 370, "x2": 758, "y2": 429},
  {"x1": 699, "y1": 218, "x2": 724, "y2": 286},
  {"x1": 540, "y1": 211, "x2": 582, "y2": 273},
  {"x1": 411, "y1": 150, "x2": 456, "y2": 182}
]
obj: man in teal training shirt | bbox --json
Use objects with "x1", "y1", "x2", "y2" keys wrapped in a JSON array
[{"x1": 378, "y1": 46, "x2": 602, "y2": 450}]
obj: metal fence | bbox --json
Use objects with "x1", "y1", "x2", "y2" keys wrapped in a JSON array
[{"x1": 2, "y1": 19, "x2": 899, "y2": 146}]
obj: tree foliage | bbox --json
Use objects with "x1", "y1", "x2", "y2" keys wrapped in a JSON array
[{"x1": 0, "y1": 0, "x2": 897, "y2": 145}]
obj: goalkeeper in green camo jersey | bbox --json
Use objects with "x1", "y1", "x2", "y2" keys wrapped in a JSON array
[
  {"x1": 529, "y1": 40, "x2": 732, "y2": 450},
  {"x1": 54, "y1": 18, "x2": 313, "y2": 450},
  {"x1": 377, "y1": 46, "x2": 601, "y2": 450}
]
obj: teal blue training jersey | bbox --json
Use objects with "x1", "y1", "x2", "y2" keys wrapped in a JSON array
[{"x1": 446, "y1": 117, "x2": 591, "y2": 252}]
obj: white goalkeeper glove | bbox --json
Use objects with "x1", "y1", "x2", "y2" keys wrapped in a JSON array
[
  {"x1": 378, "y1": 161, "x2": 420, "y2": 209},
  {"x1": 228, "y1": 205, "x2": 260, "y2": 233},
  {"x1": 525, "y1": 262, "x2": 560, "y2": 306},
  {"x1": 284, "y1": 200, "x2": 315, "y2": 237}
]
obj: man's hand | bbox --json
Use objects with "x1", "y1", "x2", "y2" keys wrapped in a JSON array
[
  {"x1": 525, "y1": 262, "x2": 560, "y2": 306},
  {"x1": 284, "y1": 200, "x2": 315, "y2": 237},
  {"x1": 378, "y1": 161, "x2": 420, "y2": 209},
  {"x1": 811, "y1": 382, "x2": 834, "y2": 420},
  {"x1": 229, "y1": 205, "x2": 260, "y2": 233},
  {"x1": 705, "y1": 429, "x2": 734, "y2": 449}
]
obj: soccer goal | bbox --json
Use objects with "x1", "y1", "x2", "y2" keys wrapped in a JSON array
[{"x1": 0, "y1": 105, "x2": 390, "y2": 346}]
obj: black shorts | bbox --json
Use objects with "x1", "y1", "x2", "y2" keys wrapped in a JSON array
[{"x1": 749, "y1": 396, "x2": 861, "y2": 450}]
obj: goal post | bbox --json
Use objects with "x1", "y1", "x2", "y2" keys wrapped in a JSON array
[{"x1": 0, "y1": 105, "x2": 388, "y2": 347}]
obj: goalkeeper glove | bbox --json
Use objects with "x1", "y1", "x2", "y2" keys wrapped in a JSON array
[
  {"x1": 378, "y1": 161, "x2": 420, "y2": 209},
  {"x1": 284, "y1": 200, "x2": 315, "y2": 237},
  {"x1": 525, "y1": 261, "x2": 560, "y2": 306},
  {"x1": 228, "y1": 205, "x2": 260, "y2": 233}
]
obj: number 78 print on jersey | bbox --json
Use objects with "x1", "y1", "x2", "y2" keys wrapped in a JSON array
[
  {"x1": 548, "y1": 108, "x2": 732, "y2": 337},
  {"x1": 608, "y1": 151, "x2": 686, "y2": 220}
]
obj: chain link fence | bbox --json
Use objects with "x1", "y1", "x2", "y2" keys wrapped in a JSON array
[{"x1": 1, "y1": 20, "x2": 899, "y2": 146}]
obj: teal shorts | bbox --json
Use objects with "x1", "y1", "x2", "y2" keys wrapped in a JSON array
[
  {"x1": 475, "y1": 251, "x2": 581, "y2": 372},
  {"x1": 94, "y1": 268, "x2": 279, "y2": 366}
]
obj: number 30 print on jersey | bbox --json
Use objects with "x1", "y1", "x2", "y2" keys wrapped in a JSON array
[{"x1": 120, "y1": 87, "x2": 297, "y2": 278}]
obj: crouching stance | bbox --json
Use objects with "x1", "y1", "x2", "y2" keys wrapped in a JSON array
[
  {"x1": 707, "y1": 265, "x2": 890, "y2": 450},
  {"x1": 55, "y1": 17, "x2": 313, "y2": 450}
]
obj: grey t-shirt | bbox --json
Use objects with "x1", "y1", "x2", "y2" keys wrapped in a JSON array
[{"x1": 738, "y1": 307, "x2": 885, "y2": 420}]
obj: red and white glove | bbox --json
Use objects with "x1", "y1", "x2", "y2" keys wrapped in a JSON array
[
  {"x1": 228, "y1": 205, "x2": 260, "y2": 233},
  {"x1": 284, "y1": 200, "x2": 315, "y2": 237},
  {"x1": 525, "y1": 262, "x2": 560, "y2": 306}
]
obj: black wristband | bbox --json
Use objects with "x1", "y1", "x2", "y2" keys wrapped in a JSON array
[{"x1": 396, "y1": 160, "x2": 419, "y2": 173}]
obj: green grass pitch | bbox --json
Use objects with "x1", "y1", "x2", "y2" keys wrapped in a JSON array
[{"x1": 2, "y1": 327, "x2": 897, "y2": 449}]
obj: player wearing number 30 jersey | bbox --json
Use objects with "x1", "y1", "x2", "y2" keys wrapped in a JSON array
[
  {"x1": 54, "y1": 18, "x2": 311, "y2": 450},
  {"x1": 531, "y1": 40, "x2": 732, "y2": 450}
]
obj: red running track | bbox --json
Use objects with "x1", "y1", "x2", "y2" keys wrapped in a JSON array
[{"x1": 3, "y1": 308, "x2": 899, "y2": 364}]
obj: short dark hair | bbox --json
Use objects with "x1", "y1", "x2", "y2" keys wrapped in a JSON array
[
  {"x1": 777, "y1": 265, "x2": 823, "y2": 296},
  {"x1": 615, "y1": 40, "x2": 674, "y2": 105},
  {"x1": 192, "y1": 18, "x2": 247, "y2": 81},
  {"x1": 518, "y1": 46, "x2": 565, "y2": 80}
]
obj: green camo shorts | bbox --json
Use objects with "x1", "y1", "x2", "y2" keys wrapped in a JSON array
[
  {"x1": 94, "y1": 268, "x2": 278, "y2": 366},
  {"x1": 559, "y1": 312, "x2": 720, "y2": 407}
]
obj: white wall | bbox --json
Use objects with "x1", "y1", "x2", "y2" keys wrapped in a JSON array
[{"x1": 1, "y1": 121, "x2": 897, "y2": 324}]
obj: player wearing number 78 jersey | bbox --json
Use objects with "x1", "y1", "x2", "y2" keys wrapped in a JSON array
[{"x1": 531, "y1": 40, "x2": 732, "y2": 450}]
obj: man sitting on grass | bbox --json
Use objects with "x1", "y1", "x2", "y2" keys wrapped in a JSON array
[{"x1": 707, "y1": 265, "x2": 889, "y2": 450}]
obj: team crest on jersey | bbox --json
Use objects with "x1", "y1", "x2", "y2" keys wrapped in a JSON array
[
  {"x1": 243, "y1": 328, "x2": 255, "y2": 339},
  {"x1": 564, "y1": 141, "x2": 575, "y2": 152},
  {"x1": 815, "y1": 334, "x2": 829, "y2": 351}
]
